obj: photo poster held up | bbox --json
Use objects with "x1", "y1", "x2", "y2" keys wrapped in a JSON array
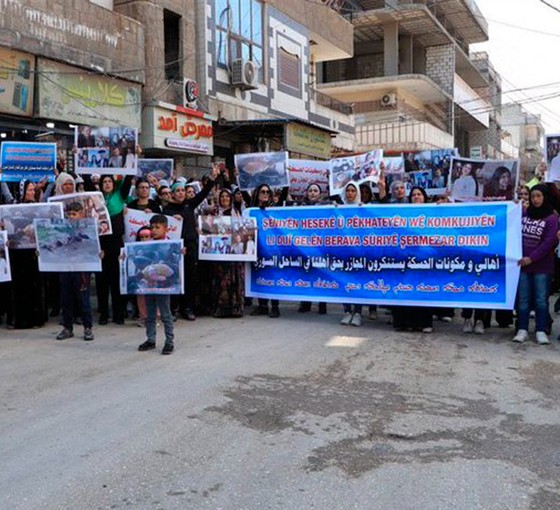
[
  {"x1": 198, "y1": 215, "x2": 258, "y2": 262},
  {"x1": 402, "y1": 148, "x2": 458, "y2": 197},
  {"x1": 0, "y1": 202, "x2": 64, "y2": 249},
  {"x1": 448, "y1": 157, "x2": 519, "y2": 203},
  {"x1": 0, "y1": 230, "x2": 12, "y2": 282},
  {"x1": 546, "y1": 133, "x2": 560, "y2": 181},
  {"x1": 74, "y1": 125, "x2": 138, "y2": 176},
  {"x1": 34, "y1": 217, "x2": 101, "y2": 272},
  {"x1": 137, "y1": 158, "x2": 174, "y2": 186},
  {"x1": 120, "y1": 239, "x2": 184, "y2": 295},
  {"x1": 123, "y1": 208, "x2": 183, "y2": 243},
  {"x1": 288, "y1": 159, "x2": 330, "y2": 202},
  {"x1": 235, "y1": 151, "x2": 289, "y2": 191},
  {"x1": 48, "y1": 191, "x2": 112, "y2": 236},
  {"x1": 0, "y1": 142, "x2": 57, "y2": 182},
  {"x1": 329, "y1": 149, "x2": 383, "y2": 196}
]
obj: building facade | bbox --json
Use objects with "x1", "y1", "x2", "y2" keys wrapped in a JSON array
[
  {"x1": 316, "y1": 0, "x2": 493, "y2": 156},
  {"x1": 0, "y1": 0, "x2": 144, "y2": 168}
]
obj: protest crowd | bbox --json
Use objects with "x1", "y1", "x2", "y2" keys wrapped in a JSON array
[{"x1": 1, "y1": 142, "x2": 559, "y2": 353}]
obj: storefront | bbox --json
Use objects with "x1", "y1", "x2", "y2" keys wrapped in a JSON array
[
  {"x1": 139, "y1": 101, "x2": 216, "y2": 178},
  {"x1": 0, "y1": 49, "x2": 142, "y2": 172}
]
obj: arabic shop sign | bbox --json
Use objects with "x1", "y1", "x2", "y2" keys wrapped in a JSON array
[
  {"x1": 36, "y1": 58, "x2": 142, "y2": 128},
  {"x1": 285, "y1": 123, "x2": 331, "y2": 160},
  {"x1": 141, "y1": 106, "x2": 214, "y2": 155}
]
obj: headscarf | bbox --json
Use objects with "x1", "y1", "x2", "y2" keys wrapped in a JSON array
[
  {"x1": 55, "y1": 172, "x2": 75, "y2": 196},
  {"x1": 342, "y1": 181, "x2": 361, "y2": 205},
  {"x1": 218, "y1": 188, "x2": 235, "y2": 216},
  {"x1": 231, "y1": 186, "x2": 247, "y2": 214},
  {"x1": 527, "y1": 184, "x2": 555, "y2": 220}
]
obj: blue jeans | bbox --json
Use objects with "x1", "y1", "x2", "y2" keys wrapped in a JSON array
[
  {"x1": 516, "y1": 272, "x2": 550, "y2": 332},
  {"x1": 146, "y1": 295, "x2": 174, "y2": 346}
]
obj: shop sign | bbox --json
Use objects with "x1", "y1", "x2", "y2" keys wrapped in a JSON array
[
  {"x1": 0, "y1": 47, "x2": 35, "y2": 117},
  {"x1": 285, "y1": 123, "x2": 331, "y2": 160},
  {"x1": 141, "y1": 106, "x2": 214, "y2": 155},
  {"x1": 36, "y1": 59, "x2": 142, "y2": 128}
]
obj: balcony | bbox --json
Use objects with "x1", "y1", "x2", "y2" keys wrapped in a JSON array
[
  {"x1": 454, "y1": 73, "x2": 490, "y2": 130},
  {"x1": 356, "y1": 120, "x2": 454, "y2": 152}
]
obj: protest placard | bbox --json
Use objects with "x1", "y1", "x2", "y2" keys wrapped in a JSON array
[
  {"x1": 0, "y1": 142, "x2": 57, "y2": 182},
  {"x1": 198, "y1": 215, "x2": 257, "y2": 262},
  {"x1": 124, "y1": 208, "x2": 182, "y2": 242}
]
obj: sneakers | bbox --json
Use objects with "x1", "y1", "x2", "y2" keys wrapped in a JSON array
[
  {"x1": 350, "y1": 313, "x2": 362, "y2": 327},
  {"x1": 83, "y1": 328, "x2": 94, "y2": 341},
  {"x1": 473, "y1": 321, "x2": 485, "y2": 335},
  {"x1": 180, "y1": 309, "x2": 196, "y2": 321},
  {"x1": 441, "y1": 316, "x2": 453, "y2": 323},
  {"x1": 340, "y1": 312, "x2": 353, "y2": 325},
  {"x1": 161, "y1": 342, "x2": 174, "y2": 355},
  {"x1": 462, "y1": 318, "x2": 473, "y2": 333},
  {"x1": 138, "y1": 340, "x2": 156, "y2": 351},
  {"x1": 269, "y1": 307, "x2": 280, "y2": 318},
  {"x1": 536, "y1": 331, "x2": 551, "y2": 345},
  {"x1": 56, "y1": 328, "x2": 74, "y2": 340},
  {"x1": 422, "y1": 327, "x2": 433, "y2": 333},
  {"x1": 512, "y1": 329, "x2": 528, "y2": 343}
]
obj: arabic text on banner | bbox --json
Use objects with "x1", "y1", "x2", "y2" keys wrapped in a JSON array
[{"x1": 246, "y1": 203, "x2": 522, "y2": 309}]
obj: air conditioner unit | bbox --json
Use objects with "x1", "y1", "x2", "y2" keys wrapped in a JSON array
[
  {"x1": 231, "y1": 59, "x2": 259, "y2": 90},
  {"x1": 380, "y1": 93, "x2": 397, "y2": 107}
]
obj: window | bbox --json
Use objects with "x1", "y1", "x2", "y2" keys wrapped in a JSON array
[
  {"x1": 279, "y1": 48, "x2": 300, "y2": 91},
  {"x1": 216, "y1": 0, "x2": 263, "y2": 80},
  {"x1": 164, "y1": 10, "x2": 181, "y2": 80}
]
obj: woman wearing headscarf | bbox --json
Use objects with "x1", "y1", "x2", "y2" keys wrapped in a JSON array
[
  {"x1": 4, "y1": 179, "x2": 49, "y2": 329},
  {"x1": 208, "y1": 188, "x2": 245, "y2": 317},
  {"x1": 391, "y1": 186, "x2": 434, "y2": 333},
  {"x1": 339, "y1": 182, "x2": 365, "y2": 327},
  {"x1": 513, "y1": 184, "x2": 559, "y2": 345},
  {"x1": 163, "y1": 165, "x2": 220, "y2": 320}
]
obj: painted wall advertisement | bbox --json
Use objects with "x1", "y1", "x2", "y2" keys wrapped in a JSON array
[
  {"x1": 36, "y1": 58, "x2": 142, "y2": 128},
  {"x1": 0, "y1": 46, "x2": 35, "y2": 117},
  {"x1": 140, "y1": 104, "x2": 214, "y2": 155}
]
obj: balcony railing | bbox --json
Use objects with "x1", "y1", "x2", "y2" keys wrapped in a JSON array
[
  {"x1": 356, "y1": 121, "x2": 454, "y2": 151},
  {"x1": 311, "y1": 88, "x2": 354, "y2": 115}
]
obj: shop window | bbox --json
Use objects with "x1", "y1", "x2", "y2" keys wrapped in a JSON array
[
  {"x1": 215, "y1": 0, "x2": 263, "y2": 82},
  {"x1": 164, "y1": 9, "x2": 181, "y2": 80}
]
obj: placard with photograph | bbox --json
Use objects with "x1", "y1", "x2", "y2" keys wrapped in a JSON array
[
  {"x1": 235, "y1": 152, "x2": 289, "y2": 191},
  {"x1": 0, "y1": 231, "x2": 12, "y2": 282},
  {"x1": 124, "y1": 208, "x2": 183, "y2": 242},
  {"x1": 0, "y1": 202, "x2": 64, "y2": 249},
  {"x1": 546, "y1": 134, "x2": 560, "y2": 181},
  {"x1": 75, "y1": 126, "x2": 138, "y2": 176},
  {"x1": 449, "y1": 157, "x2": 519, "y2": 202},
  {"x1": 34, "y1": 218, "x2": 101, "y2": 272},
  {"x1": 199, "y1": 215, "x2": 257, "y2": 261},
  {"x1": 329, "y1": 156, "x2": 356, "y2": 196},
  {"x1": 120, "y1": 240, "x2": 184, "y2": 295},
  {"x1": 48, "y1": 192, "x2": 112, "y2": 236},
  {"x1": 137, "y1": 158, "x2": 174, "y2": 186}
]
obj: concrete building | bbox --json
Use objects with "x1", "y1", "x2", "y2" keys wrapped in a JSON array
[
  {"x1": 501, "y1": 102, "x2": 545, "y2": 182},
  {"x1": 316, "y1": 0, "x2": 492, "y2": 156},
  {"x1": 0, "y1": 0, "x2": 144, "y2": 166},
  {"x1": 115, "y1": 0, "x2": 356, "y2": 177}
]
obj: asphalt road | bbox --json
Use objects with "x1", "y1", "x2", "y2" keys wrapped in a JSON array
[{"x1": 1, "y1": 305, "x2": 560, "y2": 510}]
